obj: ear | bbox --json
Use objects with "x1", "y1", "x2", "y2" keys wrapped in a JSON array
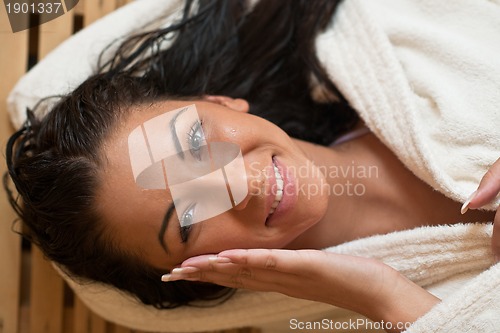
[{"x1": 202, "y1": 95, "x2": 249, "y2": 113}]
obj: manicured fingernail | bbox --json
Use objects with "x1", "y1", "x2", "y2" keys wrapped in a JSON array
[
  {"x1": 161, "y1": 274, "x2": 172, "y2": 282},
  {"x1": 161, "y1": 267, "x2": 200, "y2": 282},
  {"x1": 208, "y1": 256, "x2": 231, "y2": 264},
  {"x1": 172, "y1": 267, "x2": 200, "y2": 274},
  {"x1": 461, "y1": 191, "x2": 477, "y2": 214}
]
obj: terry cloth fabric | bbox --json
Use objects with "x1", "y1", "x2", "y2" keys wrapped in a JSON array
[
  {"x1": 315, "y1": 0, "x2": 500, "y2": 210},
  {"x1": 315, "y1": 0, "x2": 500, "y2": 330},
  {"x1": 6, "y1": 0, "x2": 500, "y2": 331}
]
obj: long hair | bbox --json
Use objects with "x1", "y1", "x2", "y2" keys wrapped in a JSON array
[{"x1": 4, "y1": 0, "x2": 355, "y2": 308}]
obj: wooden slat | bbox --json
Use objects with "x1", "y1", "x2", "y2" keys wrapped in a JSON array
[
  {"x1": 27, "y1": 7, "x2": 76, "y2": 333},
  {"x1": 73, "y1": 1, "x2": 85, "y2": 16},
  {"x1": 112, "y1": 324, "x2": 132, "y2": 333},
  {"x1": 206, "y1": 329, "x2": 261, "y2": 333},
  {"x1": 115, "y1": 0, "x2": 134, "y2": 9},
  {"x1": 38, "y1": 6, "x2": 74, "y2": 59},
  {"x1": 29, "y1": 248, "x2": 64, "y2": 333},
  {"x1": 0, "y1": 5, "x2": 27, "y2": 333},
  {"x1": 63, "y1": 307, "x2": 74, "y2": 333},
  {"x1": 83, "y1": 0, "x2": 117, "y2": 27},
  {"x1": 90, "y1": 313, "x2": 106, "y2": 333},
  {"x1": 73, "y1": 297, "x2": 91, "y2": 333},
  {"x1": 74, "y1": 298, "x2": 106, "y2": 333}
]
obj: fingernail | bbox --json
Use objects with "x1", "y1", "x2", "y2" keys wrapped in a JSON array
[
  {"x1": 172, "y1": 267, "x2": 200, "y2": 274},
  {"x1": 161, "y1": 267, "x2": 200, "y2": 282},
  {"x1": 161, "y1": 274, "x2": 172, "y2": 282},
  {"x1": 208, "y1": 256, "x2": 231, "y2": 264},
  {"x1": 461, "y1": 191, "x2": 477, "y2": 214}
]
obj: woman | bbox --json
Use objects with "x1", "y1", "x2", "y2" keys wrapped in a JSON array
[{"x1": 5, "y1": 0, "x2": 499, "y2": 331}]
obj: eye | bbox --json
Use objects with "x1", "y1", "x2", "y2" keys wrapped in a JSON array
[
  {"x1": 180, "y1": 225, "x2": 192, "y2": 243},
  {"x1": 179, "y1": 203, "x2": 196, "y2": 242},
  {"x1": 187, "y1": 121, "x2": 204, "y2": 160}
]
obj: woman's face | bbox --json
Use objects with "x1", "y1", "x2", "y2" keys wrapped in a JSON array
[{"x1": 98, "y1": 98, "x2": 329, "y2": 271}]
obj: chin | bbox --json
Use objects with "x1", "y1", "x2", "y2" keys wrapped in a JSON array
[
  {"x1": 288, "y1": 195, "x2": 328, "y2": 247},
  {"x1": 287, "y1": 209, "x2": 325, "y2": 245}
]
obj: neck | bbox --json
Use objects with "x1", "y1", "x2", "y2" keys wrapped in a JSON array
[
  {"x1": 286, "y1": 129, "x2": 426, "y2": 250},
  {"x1": 286, "y1": 137, "x2": 380, "y2": 249},
  {"x1": 287, "y1": 133, "x2": 496, "y2": 250}
]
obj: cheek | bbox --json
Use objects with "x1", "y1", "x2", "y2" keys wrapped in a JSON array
[
  {"x1": 187, "y1": 222, "x2": 268, "y2": 257},
  {"x1": 196, "y1": 223, "x2": 254, "y2": 250}
]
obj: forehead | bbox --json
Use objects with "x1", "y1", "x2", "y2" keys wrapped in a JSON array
[
  {"x1": 128, "y1": 104, "x2": 200, "y2": 189},
  {"x1": 99, "y1": 100, "x2": 205, "y2": 200},
  {"x1": 95, "y1": 104, "x2": 175, "y2": 252}
]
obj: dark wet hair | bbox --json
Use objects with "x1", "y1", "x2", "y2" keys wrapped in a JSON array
[{"x1": 4, "y1": 0, "x2": 356, "y2": 308}]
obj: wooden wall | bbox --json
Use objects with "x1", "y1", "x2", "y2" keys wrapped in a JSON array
[{"x1": 0, "y1": 1, "x2": 259, "y2": 333}]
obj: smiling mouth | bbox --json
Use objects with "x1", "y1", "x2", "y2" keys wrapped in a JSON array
[{"x1": 268, "y1": 159, "x2": 284, "y2": 216}]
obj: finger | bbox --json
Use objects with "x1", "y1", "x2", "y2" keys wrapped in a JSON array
[
  {"x1": 180, "y1": 254, "x2": 303, "y2": 285},
  {"x1": 200, "y1": 268, "x2": 302, "y2": 293},
  {"x1": 176, "y1": 250, "x2": 330, "y2": 294},
  {"x1": 182, "y1": 252, "x2": 398, "y2": 309},
  {"x1": 181, "y1": 254, "x2": 224, "y2": 269},
  {"x1": 167, "y1": 262, "x2": 304, "y2": 294},
  {"x1": 217, "y1": 248, "x2": 327, "y2": 274},
  {"x1": 178, "y1": 252, "x2": 281, "y2": 283},
  {"x1": 468, "y1": 158, "x2": 500, "y2": 209}
]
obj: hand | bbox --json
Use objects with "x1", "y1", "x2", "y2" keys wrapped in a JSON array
[
  {"x1": 461, "y1": 158, "x2": 500, "y2": 260},
  {"x1": 165, "y1": 249, "x2": 439, "y2": 332}
]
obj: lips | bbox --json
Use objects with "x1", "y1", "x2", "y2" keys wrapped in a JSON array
[
  {"x1": 264, "y1": 157, "x2": 286, "y2": 225},
  {"x1": 264, "y1": 156, "x2": 298, "y2": 228}
]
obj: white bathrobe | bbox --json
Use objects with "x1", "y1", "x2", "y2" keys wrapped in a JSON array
[
  {"x1": 7, "y1": 0, "x2": 500, "y2": 331},
  {"x1": 316, "y1": 0, "x2": 500, "y2": 331},
  {"x1": 316, "y1": 0, "x2": 500, "y2": 210}
]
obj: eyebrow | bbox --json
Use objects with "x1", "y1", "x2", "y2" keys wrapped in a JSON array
[
  {"x1": 169, "y1": 107, "x2": 188, "y2": 160},
  {"x1": 158, "y1": 202, "x2": 176, "y2": 254},
  {"x1": 158, "y1": 107, "x2": 190, "y2": 254}
]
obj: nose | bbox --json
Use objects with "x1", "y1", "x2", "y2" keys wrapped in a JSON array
[{"x1": 173, "y1": 161, "x2": 250, "y2": 215}]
